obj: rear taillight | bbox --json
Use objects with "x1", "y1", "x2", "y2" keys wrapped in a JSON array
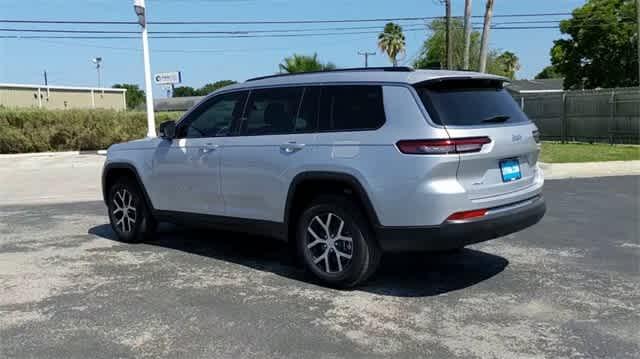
[
  {"x1": 396, "y1": 137, "x2": 491, "y2": 155},
  {"x1": 446, "y1": 208, "x2": 487, "y2": 221},
  {"x1": 532, "y1": 130, "x2": 541, "y2": 144}
]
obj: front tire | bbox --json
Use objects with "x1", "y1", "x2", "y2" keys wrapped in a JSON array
[
  {"x1": 296, "y1": 195, "x2": 381, "y2": 288},
  {"x1": 107, "y1": 178, "x2": 156, "y2": 243}
]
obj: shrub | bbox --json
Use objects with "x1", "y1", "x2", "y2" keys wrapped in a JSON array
[{"x1": 0, "y1": 108, "x2": 182, "y2": 154}]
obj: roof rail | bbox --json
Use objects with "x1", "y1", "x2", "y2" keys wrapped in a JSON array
[{"x1": 246, "y1": 66, "x2": 414, "y2": 82}]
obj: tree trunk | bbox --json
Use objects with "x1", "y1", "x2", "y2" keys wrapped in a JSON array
[
  {"x1": 463, "y1": 0, "x2": 473, "y2": 70},
  {"x1": 479, "y1": 0, "x2": 494, "y2": 73},
  {"x1": 445, "y1": 0, "x2": 453, "y2": 70}
]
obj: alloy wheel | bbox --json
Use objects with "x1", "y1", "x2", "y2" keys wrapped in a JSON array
[
  {"x1": 111, "y1": 188, "x2": 137, "y2": 233},
  {"x1": 306, "y1": 213, "x2": 354, "y2": 274}
]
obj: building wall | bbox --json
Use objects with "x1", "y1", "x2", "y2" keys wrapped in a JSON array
[
  {"x1": 0, "y1": 87, "x2": 40, "y2": 108},
  {"x1": 0, "y1": 85, "x2": 126, "y2": 110}
]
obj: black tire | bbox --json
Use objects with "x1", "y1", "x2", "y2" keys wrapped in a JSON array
[
  {"x1": 107, "y1": 177, "x2": 156, "y2": 243},
  {"x1": 296, "y1": 195, "x2": 381, "y2": 288}
]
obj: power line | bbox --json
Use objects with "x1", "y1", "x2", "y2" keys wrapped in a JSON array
[
  {"x1": 0, "y1": 27, "x2": 428, "y2": 40},
  {"x1": 0, "y1": 13, "x2": 575, "y2": 25},
  {"x1": 18, "y1": 37, "x2": 354, "y2": 54},
  {"x1": 3, "y1": 20, "x2": 634, "y2": 38},
  {"x1": 0, "y1": 23, "x2": 429, "y2": 35}
]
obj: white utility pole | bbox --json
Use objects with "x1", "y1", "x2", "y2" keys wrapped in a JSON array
[
  {"x1": 463, "y1": 0, "x2": 473, "y2": 70},
  {"x1": 134, "y1": 0, "x2": 156, "y2": 138},
  {"x1": 479, "y1": 0, "x2": 495, "y2": 73}
]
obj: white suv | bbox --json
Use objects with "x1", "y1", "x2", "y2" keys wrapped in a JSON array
[{"x1": 102, "y1": 67, "x2": 545, "y2": 287}]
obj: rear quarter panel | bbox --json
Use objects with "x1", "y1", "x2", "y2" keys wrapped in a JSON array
[{"x1": 295, "y1": 85, "x2": 461, "y2": 227}]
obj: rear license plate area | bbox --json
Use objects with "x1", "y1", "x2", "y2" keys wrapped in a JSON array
[{"x1": 500, "y1": 159, "x2": 522, "y2": 182}]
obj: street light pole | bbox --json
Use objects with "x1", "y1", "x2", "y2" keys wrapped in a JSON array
[
  {"x1": 134, "y1": 0, "x2": 156, "y2": 138},
  {"x1": 92, "y1": 57, "x2": 102, "y2": 88}
]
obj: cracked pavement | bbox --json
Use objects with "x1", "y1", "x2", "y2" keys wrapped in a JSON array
[{"x1": 0, "y1": 154, "x2": 638, "y2": 358}]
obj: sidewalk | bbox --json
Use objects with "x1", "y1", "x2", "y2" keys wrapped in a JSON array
[
  {"x1": 0, "y1": 152, "x2": 105, "y2": 205},
  {"x1": 540, "y1": 160, "x2": 640, "y2": 180},
  {"x1": 0, "y1": 152, "x2": 638, "y2": 206}
]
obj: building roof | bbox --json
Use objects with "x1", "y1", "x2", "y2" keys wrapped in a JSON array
[
  {"x1": 505, "y1": 78, "x2": 564, "y2": 93},
  {"x1": 0, "y1": 83, "x2": 126, "y2": 93}
]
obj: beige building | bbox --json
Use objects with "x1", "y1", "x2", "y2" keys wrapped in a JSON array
[{"x1": 0, "y1": 83, "x2": 127, "y2": 110}]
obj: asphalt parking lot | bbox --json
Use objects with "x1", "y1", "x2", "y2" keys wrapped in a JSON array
[{"x1": 1, "y1": 154, "x2": 639, "y2": 358}]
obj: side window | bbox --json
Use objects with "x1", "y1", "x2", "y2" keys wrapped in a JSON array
[
  {"x1": 296, "y1": 87, "x2": 320, "y2": 132},
  {"x1": 241, "y1": 87, "x2": 303, "y2": 136},
  {"x1": 319, "y1": 85, "x2": 386, "y2": 131},
  {"x1": 178, "y1": 91, "x2": 247, "y2": 138}
]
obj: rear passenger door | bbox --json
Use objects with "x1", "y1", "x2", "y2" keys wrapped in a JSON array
[{"x1": 220, "y1": 86, "x2": 319, "y2": 222}]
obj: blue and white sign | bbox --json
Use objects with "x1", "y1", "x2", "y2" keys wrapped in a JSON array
[{"x1": 154, "y1": 71, "x2": 182, "y2": 85}]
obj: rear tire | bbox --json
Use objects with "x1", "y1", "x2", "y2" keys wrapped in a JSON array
[
  {"x1": 296, "y1": 195, "x2": 381, "y2": 288},
  {"x1": 107, "y1": 178, "x2": 156, "y2": 243}
]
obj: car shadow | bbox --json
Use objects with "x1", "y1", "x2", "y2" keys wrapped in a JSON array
[{"x1": 88, "y1": 224, "x2": 508, "y2": 297}]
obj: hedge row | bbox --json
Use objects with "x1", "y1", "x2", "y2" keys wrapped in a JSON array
[{"x1": 0, "y1": 108, "x2": 182, "y2": 153}]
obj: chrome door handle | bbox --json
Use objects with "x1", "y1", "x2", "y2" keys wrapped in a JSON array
[
  {"x1": 280, "y1": 142, "x2": 305, "y2": 153},
  {"x1": 201, "y1": 143, "x2": 219, "y2": 153}
]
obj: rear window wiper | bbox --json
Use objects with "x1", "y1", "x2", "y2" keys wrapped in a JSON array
[{"x1": 482, "y1": 115, "x2": 511, "y2": 123}]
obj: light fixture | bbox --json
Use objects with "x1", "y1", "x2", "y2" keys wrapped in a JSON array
[{"x1": 134, "y1": 0, "x2": 146, "y2": 27}]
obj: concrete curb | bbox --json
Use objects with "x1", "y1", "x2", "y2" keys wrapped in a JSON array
[
  {"x1": 0, "y1": 152, "x2": 637, "y2": 180},
  {"x1": 540, "y1": 160, "x2": 640, "y2": 180},
  {"x1": 0, "y1": 150, "x2": 107, "y2": 158}
]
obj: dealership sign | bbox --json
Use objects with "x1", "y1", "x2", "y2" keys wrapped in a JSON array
[{"x1": 154, "y1": 71, "x2": 182, "y2": 85}]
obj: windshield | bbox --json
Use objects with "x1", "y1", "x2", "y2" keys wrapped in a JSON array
[{"x1": 415, "y1": 79, "x2": 531, "y2": 126}]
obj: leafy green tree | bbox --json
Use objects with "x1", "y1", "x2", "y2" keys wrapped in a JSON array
[
  {"x1": 198, "y1": 80, "x2": 237, "y2": 95},
  {"x1": 112, "y1": 83, "x2": 145, "y2": 109},
  {"x1": 413, "y1": 19, "x2": 518, "y2": 78},
  {"x1": 550, "y1": 0, "x2": 638, "y2": 89},
  {"x1": 535, "y1": 65, "x2": 562, "y2": 79},
  {"x1": 413, "y1": 19, "x2": 480, "y2": 70},
  {"x1": 279, "y1": 53, "x2": 336, "y2": 73},
  {"x1": 172, "y1": 86, "x2": 198, "y2": 97},
  {"x1": 378, "y1": 22, "x2": 406, "y2": 66}
]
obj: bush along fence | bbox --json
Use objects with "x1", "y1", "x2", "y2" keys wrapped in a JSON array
[
  {"x1": 0, "y1": 108, "x2": 182, "y2": 154},
  {"x1": 512, "y1": 87, "x2": 640, "y2": 144}
]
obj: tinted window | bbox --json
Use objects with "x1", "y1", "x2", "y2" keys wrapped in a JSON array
[
  {"x1": 241, "y1": 87, "x2": 303, "y2": 136},
  {"x1": 179, "y1": 91, "x2": 247, "y2": 138},
  {"x1": 296, "y1": 87, "x2": 320, "y2": 132},
  {"x1": 415, "y1": 80, "x2": 530, "y2": 126},
  {"x1": 319, "y1": 85, "x2": 385, "y2": 131}
]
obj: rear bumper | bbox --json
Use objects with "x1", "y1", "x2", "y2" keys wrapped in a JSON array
[{"x1": 375, "y1": 195, "x2": 546, "y2": 252}]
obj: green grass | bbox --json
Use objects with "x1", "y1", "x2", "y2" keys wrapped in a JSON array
[{"x1": 540, "y1": 142, "x2": 640, "y2": 163}]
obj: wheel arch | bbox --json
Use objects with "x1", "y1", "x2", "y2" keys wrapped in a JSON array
[
  {"x1": 284, "y1": 171, "x2": 381, "y2": 241},
  {"x1": 102, "y1": 162, "x2": 154, "y2": 212}
]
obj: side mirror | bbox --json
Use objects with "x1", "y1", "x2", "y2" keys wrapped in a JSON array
[{"x1": 159, "y1": 120, "x2": 176, "y2": 139}]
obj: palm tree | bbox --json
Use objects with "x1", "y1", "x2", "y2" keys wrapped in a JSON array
[
  {"x1": 278, "y1": 53, "x2": 336, "y2": 73},
  {"x1": 377, "y1": 22, "x2": 406, "y2": 66},
  {"x1": 479, "y1": 0, "x2": 495, "y2": 72},
  {"x1": 497, "y1": 51, "x2": 520, "y2": 79}
]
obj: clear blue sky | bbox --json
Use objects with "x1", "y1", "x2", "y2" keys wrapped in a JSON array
[{"x1": 0, "y1": 0, "x2": 585, "y2": 96}]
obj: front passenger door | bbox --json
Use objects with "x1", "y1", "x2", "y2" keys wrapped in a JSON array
[{"x1": 149, "y1": 91, "x2": 247, "y2": 215}]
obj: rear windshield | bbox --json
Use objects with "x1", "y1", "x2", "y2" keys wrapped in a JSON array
[{"x1": 415, "y1": 79, "x2": 530, "y2": 126}]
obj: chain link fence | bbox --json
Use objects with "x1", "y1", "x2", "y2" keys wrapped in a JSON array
[{"x1": 512, "y1": 87, "x2": 640, "y2": 144}]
